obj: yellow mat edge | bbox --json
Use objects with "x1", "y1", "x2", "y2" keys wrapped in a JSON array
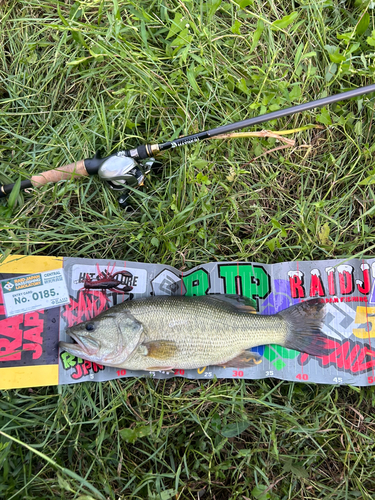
[
  {"x1": 0, "y1": 254, "x2": 63, "y2": 274},
  {"x1": 0, "y1": 364, "x2": 59, "y2": 390}
]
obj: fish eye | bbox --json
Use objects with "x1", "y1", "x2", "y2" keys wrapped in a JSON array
[{"x1": 85, "y1": 323, "x2": 95, "y2": 332}]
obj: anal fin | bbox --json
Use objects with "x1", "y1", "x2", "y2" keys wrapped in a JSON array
[
  {"x1": 217, "y1": 351, "x2": 262, "y2": 368},
  {"x1": 146, "y1": 366, "x2": 174, "y2": 371}
]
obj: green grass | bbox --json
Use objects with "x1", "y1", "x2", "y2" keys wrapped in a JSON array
[
  {"x1": 1, "y1": 381, "x2": 375, "y2": 499},
  {"x1": 1, "y1": 0, "x2": 375, "y2": 498}
]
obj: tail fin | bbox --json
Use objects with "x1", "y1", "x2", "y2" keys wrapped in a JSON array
[{"x1": 279, "y1": 298, "x2": 327, "y2": 356}]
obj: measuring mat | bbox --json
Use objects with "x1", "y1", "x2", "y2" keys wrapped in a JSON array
[{"x1": 1, "y1": 254, "x2": 375, "y2": 389}]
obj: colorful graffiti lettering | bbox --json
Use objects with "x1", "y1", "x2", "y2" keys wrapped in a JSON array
[
  {"x1": 60, "y1": 351, "x2": 104, "y2": 380},
  {"x1": 299, "y1": 338, "x2": 375, "y2": 374},
  {"x1": 62, "y1": 290, "x2": 112, "y2": 327},
  {"x1": 261, "y1": 279, "x2": 299, "y2": 314},
  {"x1": 252, "y1": 343, "x2": 299, "y2": 371},
  {"x1": 218, "y1": 263, "x2": 271, "y2": 308},
  {"x1": 0, "y1": 301, "x2": 44, "y2": 362},
  {"x1": 288, "y1": 263, "x2": 372, "y2": 299},
  {"x1": 183, "y1": 268, "x2": 210, "y2": 296}
]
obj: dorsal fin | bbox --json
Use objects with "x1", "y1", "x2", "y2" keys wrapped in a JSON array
[{"x1": 203, "y1": 294, "x2": 258, "y2": 313}]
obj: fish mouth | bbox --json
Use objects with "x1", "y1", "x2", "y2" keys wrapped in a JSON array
[{"x1": 59, "y1": 330, "x2": 99, "y2": 357}]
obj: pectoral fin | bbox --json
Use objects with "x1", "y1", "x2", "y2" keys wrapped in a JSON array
[
  {"x1": 218, "y1": 351, "x2": 262, "y2": 368},
  {"x1": 141, "y1": 340, "x2": 178, "y2": 360}
]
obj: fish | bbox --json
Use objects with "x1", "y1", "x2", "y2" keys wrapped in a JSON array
[{"x1": 59, "y1": 295, "x2": 327, "y2": 371}]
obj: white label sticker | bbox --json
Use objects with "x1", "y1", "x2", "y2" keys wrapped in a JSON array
[
  {"x1": 1, "y1": 269, "x2": 70, "y2": 317},
  {"x1": 70, "y1": 264, "x2": 147, "y2": 293}
]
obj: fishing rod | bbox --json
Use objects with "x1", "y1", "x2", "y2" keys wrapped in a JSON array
[{"x1": 1, "y1": 83, "x2": 375, "y2": 205}]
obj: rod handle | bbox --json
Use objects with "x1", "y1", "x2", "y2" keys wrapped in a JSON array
[
  {"x1": 30, "y1": 160, "x2": 88, "y2": 186},
  {"x1": 0, "y1": 160, "x2": 88, "y2": 198}
]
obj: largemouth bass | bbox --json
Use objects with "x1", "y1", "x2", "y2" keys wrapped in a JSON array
[{"x1": 59, "y1": 295, "x2": 327, "y2": 371}]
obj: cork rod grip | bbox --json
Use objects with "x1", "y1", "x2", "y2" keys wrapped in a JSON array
[{"x1": 30, "y1": 160, "x2": 88, "y2": 187}]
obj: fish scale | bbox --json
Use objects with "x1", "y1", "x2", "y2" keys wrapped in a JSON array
[{"x1": 59, "y1": 295, "x2": 327, "y2": 371}]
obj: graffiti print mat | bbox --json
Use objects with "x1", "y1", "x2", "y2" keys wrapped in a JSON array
[{"x1": 1, "y1": 254, "x2": 375, "y2": 389}]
